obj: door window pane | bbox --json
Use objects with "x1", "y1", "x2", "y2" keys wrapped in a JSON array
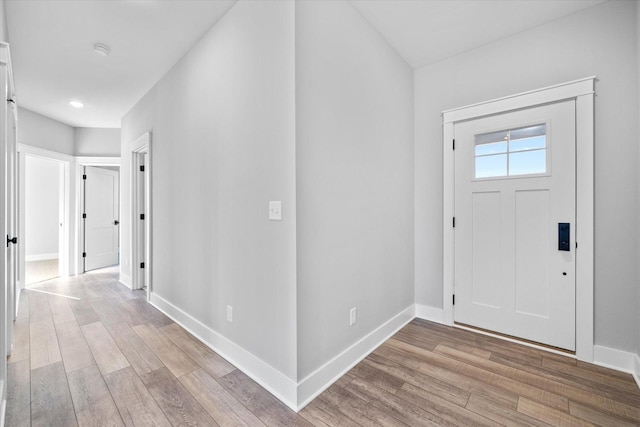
[
  {"x1": 509, "y1": 135, "x2": 546, "y2": 152},
  {"x1": 476, "y1": 141, "x2": 507, "y2": 156},
  {"x1": 476, "y1": 154, "x2": 507, "y2": 178},
  {"x1": 474, "y1": 124, "x2": 546, "y2": 178},
  {"x1": 510, "y1": 150, "x2": 546, "y2": 176}
]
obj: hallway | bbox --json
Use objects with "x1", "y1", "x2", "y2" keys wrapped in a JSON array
[
  {"x1": 7, "y1": 268, "x2": 308, "y2": 426},
  {"x1": 6, "y1": 267, "x2": 640, "y2": 426}
]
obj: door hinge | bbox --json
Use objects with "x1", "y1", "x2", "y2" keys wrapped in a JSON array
[
  {"x1": 140, "y1": 165, "x2": 145, "y2": 172},
  {"x1": 576, "y1": 241, "x2": 578, "y2": 249},
  {"x1": 82, "y1": 252, "x2": 86, "y2": 258},
  {"x1": 453, "y1": 217, "x2": 455, "y2": 227},
  {"x1": 82, "y1": 213, "x2": 86, "y2": 219},
  {"x1": 82, "y1": 174, "x2": 87, "y2": 180},
  {"x1": 140, "y1": 214, "x2": 145, "y2": 220},
  {"x1": 453, "y1": 139, "x2": 455, "y2": 150},
  {"x1": 453, "y1": 294, "x2": 455, "y2": 305},
  {"x1": 140, "y1": 262, "x2": 145, "y2": 269}
]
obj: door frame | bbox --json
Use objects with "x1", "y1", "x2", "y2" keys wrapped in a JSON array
[
  {"x1": 75, "y1": 157, "x2": 121, "y2": 274},
  {"x1": 17, "y1": 145, "x2": 72, "y2": 286},
  {"x1": 130, "y1": 132, "x2": 151, "y2": 300},
  {"x1": 442, "y1": 77, "x2": 595, "y2": 362}
]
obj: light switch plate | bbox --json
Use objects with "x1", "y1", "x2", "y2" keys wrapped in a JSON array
[{"x1": 269, "y1": 201, "x2": 282, "y2": 221}]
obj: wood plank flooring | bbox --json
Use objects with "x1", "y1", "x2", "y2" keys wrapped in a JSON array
[{"x1": 7, "y1": 267, "x2": 640, "y2": 426}]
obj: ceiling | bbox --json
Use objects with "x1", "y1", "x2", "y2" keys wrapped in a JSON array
[
  {"x1": 6, "y1": 0, "x2": 237, "y2": 128},
  {"x1": 6, "y1": 0, "x2": 605, "y2": 129},
  {"x1": 348, "y1": 0, "x2": 605, "y2": 69}
]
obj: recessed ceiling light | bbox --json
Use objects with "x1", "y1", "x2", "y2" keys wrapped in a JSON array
[
  {"x1": 93, "y1": 43, "x2": 111, "y2": 57},
  {"x1": 69, "y1": 100, "x2": 84, "y2": 108}
]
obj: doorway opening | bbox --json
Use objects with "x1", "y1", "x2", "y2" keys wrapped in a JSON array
[
  {"x1": 82, "y1": 165, "x2": 120, "y2": 272},
  {"x1": 131, "y1": 133, "x2": 151, "y2": 300},
  {"x1": 21, "y1": 154, "x2": 68, "y2": 287}
]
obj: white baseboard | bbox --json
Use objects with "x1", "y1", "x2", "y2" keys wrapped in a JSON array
[
  {"x1": 296, "y1": 305, "x2": 414, "y2": 410},
  {"x1": 25, "y1": 253, "x2": 58, "y2": 262},
  {"x1": 149, "y1": 292, "x2": 298, "y2": 410},
  {"x1": 414, "y1": 304, "x2": 444, "y2": 323},
  {"x1": 148, "y1": 293, "x2": 416, "y2": 412},
  {"x1": 0, "y1": 396, "x2": 5, "y2": 427},
  {"x1": 593, "y1": 345, "x2": 636, "y2": 373},
  {"x1": 633, "y1": 354, "x2": 640, "y2": 389},
  {"x1": 118, "y1": 273, "x2": 132, "y2": 289}
]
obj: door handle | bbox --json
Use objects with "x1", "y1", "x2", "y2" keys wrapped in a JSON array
[
  {"x1": 558, "y1": 223, "x2": 570, "y2": 251},
  {"x1": 6, "y1": 236, "x2": 17, "y2": 247},
  {"x1": 114, "y1": 220, "x2": 120, "y2": 226}
]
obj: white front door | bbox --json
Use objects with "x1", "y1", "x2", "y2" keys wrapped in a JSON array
[
  {"x1": 454, "y1": 100, "x2": 576, "y2": 351},
  {"x1": 84, "y1": 166, "x2": 119, "y2": 271}
]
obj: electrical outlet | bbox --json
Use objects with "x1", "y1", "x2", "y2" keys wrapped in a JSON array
[
  {"x1": 269, "y1": 201, "x2": 282, "y2": 221},
  {"x1": 227, "y1": 305, "x2": 233, "y2": 323},
  {"x1": 349, "y1": 307, "x2": 357, "y2": 326}
]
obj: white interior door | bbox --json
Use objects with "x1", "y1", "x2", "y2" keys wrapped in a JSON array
[
  {"x1": 454, "y1": 100, "x2": 576, "y2": 351},
  {"x1": 84, "y1": 166, "x2": 119, "y2": 271}
]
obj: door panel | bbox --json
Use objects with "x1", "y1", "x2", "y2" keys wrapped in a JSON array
[
  {"x1": 454, "y1": 100, "x2": 576, "y2": 351},
  {"x1": 84, "y1": 166, "x2": 119, "y2": 271}
]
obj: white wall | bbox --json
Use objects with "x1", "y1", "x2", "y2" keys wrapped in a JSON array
[
  {"x1": 415, "y1": 0, "x2": 638, "y2": 352},
  {"x1": 74, "y1": 128, "x2": 120, "y2": 157},
  {"x1": 121, "y1": 0, "x2": 297, "y2": 380},
  {"x1": 295, "y1": 0, "x2": 414, "y2": 379},
  {"x1": 0, "y1": 0, "x2": 8, "y2": 43},
  {"x1": 636, "y1": 1, "x2": 640, "y2": 363},
  {"x1": 25, "y1": 156, "x2": 59, "y2": 259},
  {"x1": 18, "y1": 107, "x2": 74, "y2": 155}
]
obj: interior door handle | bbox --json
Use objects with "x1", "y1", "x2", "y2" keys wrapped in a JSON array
[
  {"x1": 6, "y1": 236, "x2": 17, "y2": 247},
  {"x1": 558, "y1": 223, "x2": 570, "y2": 251},
  {"x1": 114, "y1": 220, "x2": 120, "y2": 226}
]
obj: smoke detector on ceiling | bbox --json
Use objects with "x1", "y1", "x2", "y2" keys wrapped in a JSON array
[{"x1": 93, "y1": 43, "x2": 111, "y2": 57}]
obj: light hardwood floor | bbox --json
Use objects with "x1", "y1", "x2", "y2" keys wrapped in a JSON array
[{"x1": 7, "y1": 267, "x2": 640, "y2": 426}]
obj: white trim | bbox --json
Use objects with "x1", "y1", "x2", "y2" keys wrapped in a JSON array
[
  {"x1": 74, "y1": 156, "x2": 120, "y2": 166},
  {"x1": 25, "y1": 253, "x2": 58, "y2": 262},
  {"x1": 0, "y1": 395, "x2": 5, "y2": 427},
  {"x1": 296, "y1": 305, "x2": 414, "y2": 410},
  {"x1": 19, "y1": 148, "x2": 72, "y2": 282},
  {"x1": 414, "y1": 304, "x2": 444, "y2": 323},
  {"x1": 442, "y1": 77, "x2": 595, "y2": 123},
  {"x1": 149, "y1": 291, "x2": 415, "y2": 412},
  {"x1": 118, "y1": 278, "x2": 133, "y2": 290},
  {"x1": 17, "y1": 143, "x2": 73, "y2": 163},
  {"x1": 442, "y1": 77, "x2": 595, "y2": 363},
  {"x1": 593, "y1": 345, "x2": 636, "y2": 373},
  {"x1": 129, "y1": 132, "x2": 152, "y2": 299},
  {"x1": 633, "y1": 354, "x2": 640, "y2": 389},
  {"x1": 149, "y1": 292, "x2": 298, "y2": 410}
]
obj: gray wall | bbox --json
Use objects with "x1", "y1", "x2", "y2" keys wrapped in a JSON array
[
  {"x1": 74, "y1": 127, "x2": 120, "y2": 157},
  {"x1": 414, "y1": 0, "x2": 638, "y2": 352},
  {"x1": 19, "y1": 107, "x2": 74, "y2": 155},
  {"x1": 18, "y1": 108, "x2": 120, "y2": 157},
  {"x1": 121, "y1": 0, "x2": 297, "y2": 379},
  {"x1": 295, "y1": 0, "x2": 414, "y2": 379},
  {"x1": 0, "y1": 0, "x2": 8, "y2": 43},
  {"x1": 637, "y1": 2, "x2": 640, "y2": 361},
  {"x1": 25, "y1": 156, "x2": 59, "y2": 258}
]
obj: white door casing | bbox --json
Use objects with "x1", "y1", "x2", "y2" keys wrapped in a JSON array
[
  {"x1": 454, "y1": 101, "x2": 576, "y2": 351},
  {"x1": 130, "y1": 132, "x2": 152, "y2": 299},
  {"x1": 442, "y1": 77, "x2": 595, "y2": 361},
  {"x1": 84, "y1": 166, "x2": 119, "y2": 271}
]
